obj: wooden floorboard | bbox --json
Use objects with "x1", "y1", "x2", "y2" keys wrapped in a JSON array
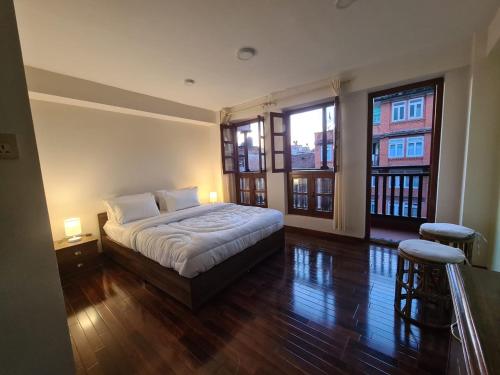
[{"x1": 63, "y1": 231, "x2": 450, "y2": 374}]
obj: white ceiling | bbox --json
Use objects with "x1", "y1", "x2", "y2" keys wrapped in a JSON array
[{"x1": 14, "y1": 0, "x2": 500, "y2": 110}]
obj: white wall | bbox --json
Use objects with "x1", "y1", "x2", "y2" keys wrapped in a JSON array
[
  {"x1": 461, "y1": 32, "x2": 500, "y2": 268},
  {"x1": 31, "y1": 99, "x2": 222, "y2": 241},
  {"x1": 0, "y1": 1, "x2": 74, "y2": 373}
]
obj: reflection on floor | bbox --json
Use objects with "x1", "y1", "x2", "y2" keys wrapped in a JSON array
[
  {"x1": 370, "y1": 226, "x2": 419, "y2": 246},
  {"x1": 64, "y1": 230, "x2": 450, "y2": 374}
]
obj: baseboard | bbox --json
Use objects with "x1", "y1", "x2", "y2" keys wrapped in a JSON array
[{"x1": 284, "y1": 225, "x2": 366, "y2": 244}]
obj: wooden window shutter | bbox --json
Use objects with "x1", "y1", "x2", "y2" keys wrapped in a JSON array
[
  {"x1": 270, "y1": 112, "x2": 289, "y2": 172},
  {"x1": 220, "y1": 124, "x2": 237, "y2": 174},
  {"x1": 257, "y1": 115, "x2": 266, "y2": 172}
]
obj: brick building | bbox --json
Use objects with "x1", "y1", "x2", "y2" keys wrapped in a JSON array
[{"x1": 371, "y1": 87, "x2": 434, "y2": 218}]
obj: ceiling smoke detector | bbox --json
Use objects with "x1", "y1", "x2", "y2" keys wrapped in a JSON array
[
  {"x1": 184, "y1": 78, "x2": 195, "y2": 86},
  {"x1": 335, "y1": 0, "x2": 357, "y2": 9},
  {"x1": 237, "y1": 47, "x2": 257, "y2": 61}
]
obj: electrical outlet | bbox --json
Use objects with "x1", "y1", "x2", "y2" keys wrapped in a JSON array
[{"x1": 0, "y1": 134, "x2": 19, "y2": 160}]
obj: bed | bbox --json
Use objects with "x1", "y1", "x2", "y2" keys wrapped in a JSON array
[{"x1": 98, "y1": 203, "x2": 284, "y2": 310}]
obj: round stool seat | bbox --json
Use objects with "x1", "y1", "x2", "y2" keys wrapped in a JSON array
[
  {"x1": 399, "y1": 239, "x2": 465, "y2": 264},
  {"x1": 419, "y1": 223, "x2": 475, "y2": 239}
]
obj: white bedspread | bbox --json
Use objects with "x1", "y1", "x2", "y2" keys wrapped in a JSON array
[{"x1": 103, "y1": 203, "x2": 283, "y2": 278}]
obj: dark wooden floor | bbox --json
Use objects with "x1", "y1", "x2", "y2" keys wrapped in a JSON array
[{"x1": 63, "y1": 231, "x2": 450, "y2": 375}]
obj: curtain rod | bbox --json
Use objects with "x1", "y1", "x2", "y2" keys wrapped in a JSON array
[{"x1": 223, "y1": 78, "x2": 349, "y2": 116}]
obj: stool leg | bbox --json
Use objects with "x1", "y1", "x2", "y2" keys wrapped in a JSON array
[
  {"x1": 395, "y1": 256, "x2": 403, "y2": 308},
  {"x1": 404, "y1": 261, "x2": 415, "y2": 318}
]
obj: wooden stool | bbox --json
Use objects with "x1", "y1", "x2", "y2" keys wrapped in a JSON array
[
  {"x1": 394, "y1": 239, "x2": 465, "y2": 329},
  {"x1": 419, "y1": 223, "x2": 475, "y2": 263}
]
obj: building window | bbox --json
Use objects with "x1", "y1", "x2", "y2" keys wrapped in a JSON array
[
  {"x1": 373, "y1": 102, "x2": 381, "y2": 125},
  {"x1": 388, "y1": 138, "x2": 405, "y2": 158},
  {"x1": 406, "y1": 136, "x2": 424, "y2": 157},
  {"x1": 408, "y1": 97, "x2": 424, "y2": 119},
  {"x1": 391, "y1": 101, "x2": 406, "y2": 122}
]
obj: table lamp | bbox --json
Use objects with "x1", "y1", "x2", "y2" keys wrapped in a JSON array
[
  {"x1": 209, "y1": 191, "x2": 218, "y2": 204},
  {"x1": 64, "y1": 217, "x2": 82, "y2": 242}
]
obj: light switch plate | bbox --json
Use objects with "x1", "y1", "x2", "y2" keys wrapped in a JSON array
[{"x1": 0, "y1": 134, "x2": 19, "y2": 160}]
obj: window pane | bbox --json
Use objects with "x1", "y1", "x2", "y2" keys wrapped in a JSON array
[
  {"x1": 255, "y1": 177, "x2": 265, "y2": 191},
  {"x1": 224, "y1": 157, "x2": 234, "y2": 172},
  {"x1": 255, "y1": 192, "x2": 266, "y2": 206},
  {"x1": 275, "y1": 153, "x2": 284, "y2": 169},
  {"x1": 240, "y1": 191, "x2": 251, "y2": 204},
  {"x1": 224, "y1": 143, "x2": 233, "y2": 157},
  {"x1": 315, "y1": 177, "x2": 333, "y2": 194},
  {"x1": 273, "y1": 136, "x2": 284, "y2": 152},
  {"x1": 292, "y1": 178, "x2": 308, "y2": 193},
  {"x1": 239, "y1": 177, "x2": 250, "y2": 190},
  {"x1": 316, "y1": 196, "x2": 333, "y2": 212},
  {"x1": 237, "y1": 122, "x2": 260, "y2": 172},
  {"x1": 223, "y1": 128, "x2": 233, "y2": 142},
  {"x1": 273, "y1": 116, "x2": 284, "y2": 133},
  {"x1": 290, "y1": 108, "x2": 322, "y2": 169},
  {"x1": 293, "y1": 194, "x2": 308, "y2": 210}
]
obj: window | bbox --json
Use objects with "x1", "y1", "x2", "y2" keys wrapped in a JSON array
[
  {"x1": 391, "y1": 101, "x2": 406, "y2": 122},
  {"x1": 370, "y1": 199, "x2": 376, "y2": 214},
  {"x1": 408, "y1": 97, "x2": 424, "y2": 119},
  {"x1": 220, "y1": 117, "x2": 267, "y2": 207},
  {"x1": 237, "y1": 173, "x2": 267, "y2": 207},
  {"x1": 270, "y1": 99, "x2": 338, "y2": 218},
  {"x1": 388, "y1": 138, "x2": 405, "y2": 158},
  {"x1": 371, "y1": 176, "x2": 376, "y2": 188},
  {"x1": 288, "y1": 102, "x2": 335, "y2": 170},
  {"x1": 373, "y1": 102, "x2": 381, "y2": 125},
  {"x1": 288, "y1": 171, "x2": 334, "y2": 218},
  {"x1": 406, "y1": 136, "x2": 424, "y2": 157}
]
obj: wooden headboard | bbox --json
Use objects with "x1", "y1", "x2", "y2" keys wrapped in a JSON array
[{"x1": 97, "y1": 212, "x2": 108, "y2": 239}]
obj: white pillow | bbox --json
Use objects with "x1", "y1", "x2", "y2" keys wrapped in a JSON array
[
  {"x1": 157, "y1": 187, "x2": 200, "y2": 212},
  {"x1": 154, "y1": 190, "x2": 169, "y2": 211},
  {"x1": 104, "y1": 193, "x2": 158, "y2": 223}
]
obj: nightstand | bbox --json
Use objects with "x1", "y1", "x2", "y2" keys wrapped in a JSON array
[{"x1": 54, "y1": 235, "x2": 101, "y2": 280}]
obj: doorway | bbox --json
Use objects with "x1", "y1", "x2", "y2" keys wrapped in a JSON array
[{"x1": 365, "y1": 78, "x2": 444, "y2": 244}]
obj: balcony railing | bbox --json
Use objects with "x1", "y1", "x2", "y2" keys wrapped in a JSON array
[{"x1": 370, "y1": 167, "x2": 430, "y2": 220}]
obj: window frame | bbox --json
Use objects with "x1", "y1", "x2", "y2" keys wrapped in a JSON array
[
  {"x1": 287, "y1": 170, "x2": 334, "y2": 218},
  {"x1": 388, "y1": 138, "x2": 405, "y2": 158},
  {"x1": 408, "y1": 97, "x2": 424, "y2": 120},
  {"x1": 391, "y1": 101, "x2": 406, "y2": 122},
  {"x1": 236, "y1": 172, "x2": 268, "y2": 207},
  {"x1": 406, "y1": 136, "x2": 424, "y2": 158},
  {"x1": 284, "y1": 99, "x2": 338, "y2": 172}
]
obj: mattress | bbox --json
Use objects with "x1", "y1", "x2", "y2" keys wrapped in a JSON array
[{"x1": 103, "y1": 203, "x2": 284, "y2": 278}]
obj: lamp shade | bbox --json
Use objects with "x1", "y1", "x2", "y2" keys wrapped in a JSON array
[
  {"x1": 64, "y1": 217, "x2": 82, "y2": 237},
  {"x1": 209, "y1": 191, "x2": 218, "y2": 203}
]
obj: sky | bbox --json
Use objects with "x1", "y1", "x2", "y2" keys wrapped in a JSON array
[{"x1": 290, "y1": 106, "x2": 334, "y2": 150}]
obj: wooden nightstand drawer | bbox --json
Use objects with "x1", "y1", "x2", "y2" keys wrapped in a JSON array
[{"x1": 54, "y1": 236, "x2": 100, "y2": 280}]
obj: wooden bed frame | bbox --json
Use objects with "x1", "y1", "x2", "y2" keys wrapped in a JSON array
[{"x1": 97, "y1": 212, "x2": 285, "y2": 310}]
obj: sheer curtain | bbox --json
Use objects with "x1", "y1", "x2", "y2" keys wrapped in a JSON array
[{"x1": 331, "y1": 79, "x2": 345, "y2": 231}]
